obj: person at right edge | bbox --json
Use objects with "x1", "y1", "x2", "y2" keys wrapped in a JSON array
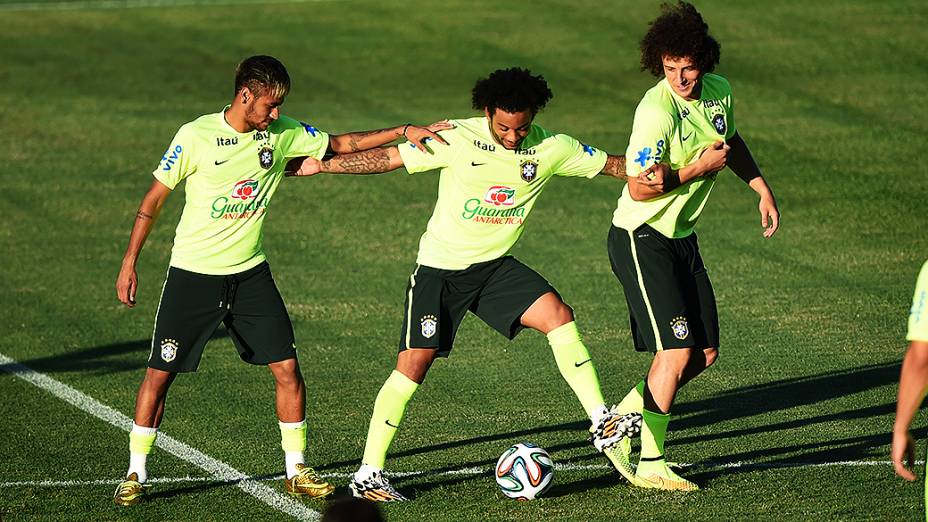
[
  {"x1": 892, "y1": 259, "x2": 928, "y2": 520},
  {"x1": 605, "y1": 1, "x2": 780, "y2": 491}
]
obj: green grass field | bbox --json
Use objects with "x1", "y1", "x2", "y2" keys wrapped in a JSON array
[{"x1": 2, "y1": 0, "x2": 927, "y2": 519}]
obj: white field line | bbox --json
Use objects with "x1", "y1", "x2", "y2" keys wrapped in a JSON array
[
  {"x1": 0, "y1": 353, "x2": 319, "y2": 522},
  {"x1": 0, "y1": 0, "x2": 340, "y2": 12},
  {"x1": 2, "y1": 460, "x2": 921, "y2": 488}
]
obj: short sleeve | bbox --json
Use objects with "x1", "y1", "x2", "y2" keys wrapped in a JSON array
[
  {"x1": 552, "y1": 134, "x2": 608, "y2": 179},
  {"x1": 397, "y1": 129, "x2": 457, "y2": 174},
  {"x1": 152, "y1": 125, "x2": 197, "y2": 189},
  {"x1": 908, "y1": 261, "x2": 928, "y2": 342},
  {"x1": 624, "y1": 102, "x2": 675, "y2": 178},
  {"x1": 282, "y1": 119, "x2": 330, "y2": 160}
]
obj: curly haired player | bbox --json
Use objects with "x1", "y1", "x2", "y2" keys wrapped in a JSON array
[
  {"x1": 289, "y1": 67, "x2": 668, "y2": 501},
  {"x1": 603, "y1": 2, "x2": 780, "y2": 491}
]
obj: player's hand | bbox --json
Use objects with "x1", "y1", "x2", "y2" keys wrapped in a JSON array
[
  {"x1": 404, "y1": 122, "x2": 451, "y2": 153},
  {"x1": 426, "y1": 119, "x2": 454, "y2": 134},
  {"x1": 284, "y1": 156, "x2": 322, "y2": 177},
  {"x1": 759, "y1": 193, "x2": 779, "y2": 238},
  {"x1": 892, "y1": 429, "x2": 917, "y2": 481},
  {"x1": 635, "y1": 163, "x2": 677, "y2": 193},
  {"x1": 116, "y1": 263, "x2": 138, "y2": 308},
  {"x1": 699, "y1": 140, "x2": 730, "y2": 174}
]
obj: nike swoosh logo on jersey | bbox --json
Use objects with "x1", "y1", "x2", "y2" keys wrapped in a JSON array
[
  {"x1": 471, "y1": 161, "x2": 486, "y2": 166},
  {"x1": 385, "y1": 420, "x2": 399, "y2": 428},
  {"x1": 215, "y1": 159, "x2": 229, "y2": 165},
  {"x1": 681, "y1": 132, "x2": 694, "y2": 142},
  {"x1": 574, "y1": 359, "x2": 592, "y2": 367}
]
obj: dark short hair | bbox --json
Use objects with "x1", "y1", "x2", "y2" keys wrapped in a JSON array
[
  {"x1": 471, "y1": 67, "x2": 553, "y2": 115},
  {"x1": 234, "y1": 55, "x2": 290, "y2": 99},
  {"x1": 640, "y1": 2, "x2": 721, "y2": 77}
]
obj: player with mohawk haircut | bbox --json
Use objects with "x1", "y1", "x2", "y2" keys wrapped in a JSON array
[{"x1": 289, "y1": 67, "x2": 668, "y2": 501}]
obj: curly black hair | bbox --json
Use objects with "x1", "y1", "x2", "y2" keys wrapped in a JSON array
[
  {"x1": 640, "y1": 2, "x2": 721, "y2": 77},
  {"x1": 471, "y1": 67, "x2": 553, "y2": 115}
]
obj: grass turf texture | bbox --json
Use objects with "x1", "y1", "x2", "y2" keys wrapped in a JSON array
[{"x1": 1, "y1": 0, "x2": 927, "y2": 519}]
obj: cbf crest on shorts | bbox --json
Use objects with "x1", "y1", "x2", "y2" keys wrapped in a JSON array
[
  {"x1": 520, "y1": 159, "x2": 538, "y2": 182},
  {"x1": 670, "y1": 317, "x2": 689, "y2": 340},
  {"x1": 160, "y1": 338, "x2": 179, "y2": 362},
  {"x1": 420, "y1": 315, "x2": 437, "y2": 339}
]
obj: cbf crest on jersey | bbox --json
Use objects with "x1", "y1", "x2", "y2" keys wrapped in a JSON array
[
  {"x1": 520, "y1": 159, "x2": 538, "y2": 182},
  {"x1": 160, "y1": 338, "x2": 179, "y2": 362},
  {"x1": 420, "y1": 315, "x2": 437, "y2": 339},
  {"x1": 712, "y1": 114, "x2": 726, "y2": 135},
  {"x1": 258, "y1": 144, "x2": 275, "y2": 169}
]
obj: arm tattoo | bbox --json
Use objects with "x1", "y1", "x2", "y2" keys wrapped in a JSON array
[
  {"x1": 346, "y1": 128, "x2": 393, "y2": 152},
  {"x1": 321, "y1": 148, "x2": 392, "y2": 174},
  {"x1": 602, "y1": 155, "x2": 627, "y2": 180},
  {"x1": 136, "y1": 210, "x2": 153, "y2": 220}
]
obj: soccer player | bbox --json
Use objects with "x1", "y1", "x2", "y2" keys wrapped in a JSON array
[
  {"x1": 892, "y1": 260, "x2": 928, "y2": 511},
  {"x1": 112, "y1": 55, "x2": 449, "y2": 505},
  {"x1": 604, "y1": 2, "x2": 780, "y2": 491},
  {"x1": 287, "y1": 67, "x2": 669, "y2": 502}
]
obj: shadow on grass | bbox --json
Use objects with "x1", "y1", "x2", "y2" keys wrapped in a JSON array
[
  {"x1": 329, "y1": 361, "x2": 904, "y2": 497},
  {"x1": 0, "y1": 329, "x2": 230, "y2": 375}
]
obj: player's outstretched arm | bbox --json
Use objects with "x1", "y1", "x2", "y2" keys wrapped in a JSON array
[
  {"x1": 893, "y1": 340, "x2": 928, "y2": 481},
  {"x1": 329, "y1": 120, "x2": 452, "y2": 154},
  {"x1": 116, "y1": 179, "x2": 172, "y2": 308},
  {"x1": 286, "y1": 146, "x2": 405, "y2": 177},
  {"x1": 727, "y1": 133, "x2": 779, "y2": 238}
]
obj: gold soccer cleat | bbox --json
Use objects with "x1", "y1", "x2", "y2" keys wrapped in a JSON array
[
  {"x1": 284, "y1": 464, "x2": 335, "y2": 498},
  {"x1": 113, "y1": 472, "x2": 151, "y2": 506}
]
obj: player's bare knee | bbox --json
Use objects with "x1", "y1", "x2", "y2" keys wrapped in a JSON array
[
  {"x1": 142, "y1": 368, "x2": 175, "y2": 394},
  {"x1": 396, "y1": 349, "x2": 436, "y2": 383},
  {"x1": 704, "y1": 347, "x2": 719, "y2": 368},
  {"x1": 269, "y1": 358, "x2": 303, "y2": 388}
]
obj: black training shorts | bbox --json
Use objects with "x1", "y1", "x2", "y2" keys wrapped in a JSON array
[
  {"x1": 148, "y1": 262, "x2": 296, "y2": 372},
  {"x1": 397, "y1": 256, "x2": 557, "y2": 357},
  {"x1": 608, "y1": 224, "x2": 719, "y2": 353}
]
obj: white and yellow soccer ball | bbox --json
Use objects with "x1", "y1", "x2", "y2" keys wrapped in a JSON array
[{"x1": 494, "y1": 442, "x2": 554, "y2": 500}]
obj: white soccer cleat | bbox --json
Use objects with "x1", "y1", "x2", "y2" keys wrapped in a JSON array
[
  {"x1": 590, "y1": 411, "x2": 642, "y2": 451},
  {"x1": 349, "y1": 470, "x2": 408, "y2": 502}
]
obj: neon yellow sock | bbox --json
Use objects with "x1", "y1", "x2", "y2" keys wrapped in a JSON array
[
  {"x1": 548, "y1": 322, "x2": 606, "y2": 418},
  {"x1": 279, "y1": 420, "x2": 307, "y2": 453},
  {"x1": 361, "y1": 370, "x2": 419, "y2": 468},
  {"x1": 279, "y1": 420, "x2": 307, "y2": 478},
  {"x1": 639, "y1": 407, "x2": 670, "y2": 464},
  {"x1": 129, "y1": 427, "x2": 158, "y2": 455},
  {"x1": 128, "y1": 423, "x2": 158, "y2": 483},
  {"x1": 616, "y1": 380, "x2": 645, "y2": 415}
]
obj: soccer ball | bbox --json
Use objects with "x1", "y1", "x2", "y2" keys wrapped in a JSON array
[{"x1": 494, "y1": 442, "x2": 554, "y2": 500}]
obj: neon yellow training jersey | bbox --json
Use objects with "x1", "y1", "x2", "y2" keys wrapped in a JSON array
[
  {"x1": 153, "y1": 108, "x2": 329, "y2": 275},
  {"x1": 613, "y1": 74, "x2": 736, "y2": 238},
  {"x1": 908, "y1": 260, "x2": 928, "y2": 342},
  {"x1": 398, "y1": 116, "x2": 608, "y2": 270}
]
